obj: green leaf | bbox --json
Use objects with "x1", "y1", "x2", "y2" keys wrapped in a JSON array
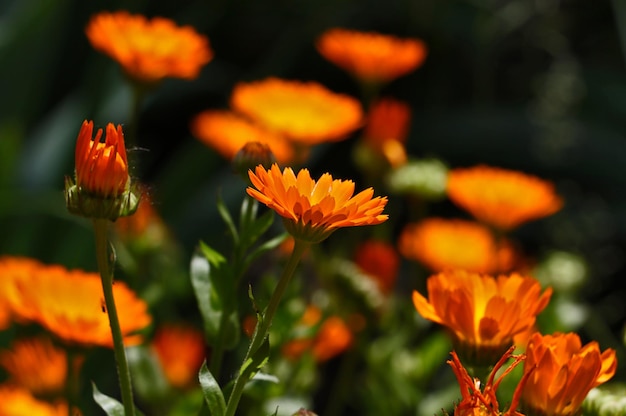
[
  {"x1": 198, "y1": 361, "x2": 226, "y2": 416},
  {"x1": 217, "y1": 193, "x2": 238, "y2": 244},
  {"x1": 240, "y1": 336, "x2": 270, "y2": 380},
  {"x1": 239, "y1": 207, "x2": 275, "y2": 253},
  {"x1": 242, "y1": 232, "x2": 288, "y2": 273},
  {"x1": 190, "y1": 249, "x2": 222, "y2": 342},
  {"x1": 199, "y1": 241, "x2": 227, "y2": 267},
  {"x1": 91, "y1": 382, "x2": 125, "y2": 416}
]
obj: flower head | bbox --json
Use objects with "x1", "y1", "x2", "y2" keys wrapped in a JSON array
[
  {"x1": 1, "y1": 256, "x2": 151, "y2": 347},
  {"x1": 413, "y1": 270, "x2": 552, "y2": 366},
  {"x1": 247, "y1": 164, "x2": 388, "y2": 243},
  {"x1": 85, "y1": 11, "x2": 212, "y2": 84},
  {"x1": 152, "y1": 324, "x2": 206, "y2": 389},
  {"x1": 0, "y1": 387, "x2": 67, "y2": 416},
  {"x1": 521, "y1": 332, "x2": 617, "y2": 416},
  {"x1": 354, "y1": 240, "x2": 399, "y2": 294},
  {"x1": 316, "y1": 28, "x2": 427, "y2": 84},
  {"x1": 447, "y1": 165, "x2": 563, "y2": 230},
  {"x1": 398, "y1": 218, "x2": 518, "y2": 274},
  {"x1": 231, "y1": 78, "x2": 363, "y2": 145}
]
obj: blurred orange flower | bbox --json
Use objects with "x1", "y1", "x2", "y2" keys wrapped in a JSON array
[
  {"x1": 398, "y1": 218, "x2": 518, "y2": 274},
  {"x1": 361, "y1": 98, "x2": 411, "y2": 167},
  {"x1": 247, "y1": 164, "x2": 388, "y2": 243},
  {"x1": 152, "y1": 324, "x2": 206, "y2": 389},
  {"x1": 1, "y1": 256, "x2": 151, "y2": 347},
  {"x1": 231, "y1": 78, "x2": 363, "y2": 145},
  {"x1": 354, "y1": 240, "x2": 399, "y2": 294},
  {"x1": 413, "y1": 270, "x2": 552, "y2": 366},
  {"x1": 447, "y1": 165, "x2": 563, "y2": 230},
  {"x1": 521, "y1": 332, "x2": 617, "y2": 416},
  {"x1": 0, "y1": 387, "x2": 67, "y2": 416},
  {"x1": 85, "y1": 11, "x2": 212, "y2": 84},
  {"x1": 190, "y1": 110, "x2": 294, "y2": 163},
  {"x1": 316, "y1": 28, "x2": 427, "y2": 84}
]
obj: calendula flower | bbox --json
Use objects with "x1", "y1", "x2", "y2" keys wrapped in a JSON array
[
  {"x1": 247, "y1": 164, "x2": 388, "y2": 243},
  {"x1": 2, "y1": 256, "x2": 150, "y2": 347},
  {"x1": 190, "y1": 110, "x2": 294, "y2": 163},
  {"x1": 152, "y1": 324, "x2": 206, "y2": 389},
  {"x1": 521, "y1": 332, "x2": 617, "y2": 416},
  {"x1": 447, "y1": 165, "x2": 563, "y2": 230},
  {"x1": 316, "y1": 28, "x2": 427, "y2": 84},
  {"x1": 0, "y1": 387, "x2": 67, "y2": 416},
  {"x1": 398, "y1": 218, "x2": 518, "y2": 274},
  {"x1": 85, "y1": 11, "x2": 212, "y2": 84},
  {"x1": 413, "y1": 270, "x2": 552, "y2": 366},
  {"x1": 354, "y1": 240, "x2": 399, "y2": 294},
  {"x1": 231, "y1": 78, "x2": 363, "y2": 145}
]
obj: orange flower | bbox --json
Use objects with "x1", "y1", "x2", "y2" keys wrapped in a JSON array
[
  {"x1": 521, "y1": 332, "x2": 617, "y2": 416},
  {"x1": 447, "y1": 165, "x2": 563, "y2": 230},
  {"x1": 364, "y1": 98, "x2": 411, "y2": 145},
  {"x1": 247, "y1": 164, "x2": 388, "y2": 243},
  {"x1": 398, "y1": 218, "x2": 518, "y2": 274},
  {"x1": 412, "y1": 270, "x2": 552, "y2": 366},
  {"x1": 1, "y1": 256, "x2": 151, "y2": 347},
  {"x1": 152, "y1": 324, "x2": 206, "y2": 389},
  {"x1": 354, "y1": 240, "x2": 399, "y2": 294},
  {"x1": 316, "y1": 28, "x2": 427, "y2": 84},
  {"x1": 231, "y1": 78, "x2": 363, "y2": 145},
  {"x1": 85, "y1": 11, "x2": 212, "y2": 84},
  {"x1": 190, "y1": 110, "x2": 294, "y2": 163},
  {"x1": 0, "y1": 386, "x2": 67, "y2": 416}
]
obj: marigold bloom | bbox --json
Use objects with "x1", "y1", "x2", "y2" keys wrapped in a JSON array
[
  {"x1": 152, "y1": 324, "x2": 206, "y2": 389},
  {"x1": 316, "y1": 28, "x2": 427, "y2": 84},
  {"x1": 354, "y1": 240, "x2": 399, "y2": 294},
  {"x1": 0, "y1": 387, "x2": 67, "y2": 416},
  {"x1": 413, "y1": 270, "x2": 552, "y2": 366},
  {"x1": 521, "y1": 332, "x2": 617, "y2": 416},
  {"x1": 398, "y1": 218, "x2": 518, "y2": 274},
  {"x1": 190, "y1": 110, "x2": 294, "y2": 163},
  {"x1": 85, "y1": 11, "x2": 213, "y2": 84},
  {"x1": 364, "y1": 98, "x2": 411, "y2": 145},
  {"x1": 447, "y1": 165, "x2": 563, "y2": 230},
  {"x1": 247, "y1": 164, "x2": 388, "y2": 243},
  {"x1": 231, "y1": 78, "x2": 363, "y2": 145},
  {"x1": 2, "y1": 256, "x2": 151, "y2": 347}
]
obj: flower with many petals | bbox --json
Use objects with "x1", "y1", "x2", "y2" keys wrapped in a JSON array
[
  {"x1": 413, "y1": 270, "x2": 552, "y2": 366},
  {"x1": 152, "y1": 324, "x2": 206, "y2": 389},
  {"x1": 354, "y1": 240, "x2": 399, "y2": 294},
  {"x1": 0, "y1": 387, "x2": 67, "y2": 416},
  {"x1": 521, "y1": 332, "x2": 617, "y2": 416},
  {"x1": 85, "y1": 11, "x2": 212, "y2": 84},
  {"x1": 447, "y1": 165, "x2": 563, "y2": 230},
  {"x1": 231, "y1": 78, "x2": 363, "y2": 145},
  {"x1": 247, "y1": 164, "x2": 388, "y2": 243}
]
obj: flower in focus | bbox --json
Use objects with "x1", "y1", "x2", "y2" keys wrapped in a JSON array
[
  {"x1": 190, "y1": 110, "x2": 294, "y2": 163},
  {"x1": 447, "y1": 165, "x2": 563, "y2": 230},
  {"x1": 1, "y1": 256, "x2": 151, "y2": 347},
  {"x1": 151, "y1": 324, "x2": 206, "y2": 389},
  {"x1": 354, "y1": 240, "x2": 399, "y2": 294},
  {"x1": 521, "y1": 332, "x2": 617, "y2": 416},
  {"x1": 231, "y1": 78, "x2": 363, "y2": 145},
  {"x1": 247, "y1": 164, "x2": 388, "y2": 243},
  {"x1": 412, "y1": 270, "x2": 552, "y2": 366},
  {"x1": 85, "y1": 11, "x2": 213, "y2": 84},
  {"x1": 316, "y1": 28, "x2": 427, "y2": 85},
  {"x1": 0, "y1": 386, "x2": 67, "y2": 416},
  {"x1": 398, "y1": 218, "x2": 519, "y2": 274}
]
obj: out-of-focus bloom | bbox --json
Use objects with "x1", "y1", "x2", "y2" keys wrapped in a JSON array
[
  {"x1": 231, "y1": 78, "x2": 363, "y2": 145},
  {"x1": 85, "y1": 11, "x2": 212, "y2": 84},
  {"x1": 65, "y1": 120, "x2": 139, "y2": 220},
  {"x1": 447, "y1": 165, "x2": 563, "y2": 230},
  {"x1": 247, "y1": 164, "x2": 388, "y2": 243},
  {"x1": 316, "y1": 28, "x2": 427, "y2": 84},
  {"x1": 354, "y1": 240, "x2": 399, "y2": 294},
  {"x1": 114, "y1": 191, "x2": 170, "y2": 251},
  {"x1": 398, "y1": 218, "x2": 518, "y2": 274},
  {"x1": 1, "y1": 256, "x2": 151, "y2": 347},
  {"x1": 448, "y1": 346, "x2": 528, "y2": 416},
  {"x1": 412, "y1": 270, "x2": 552, "y2": 366},
  {"x1": 152, "y1": 324, "x2": 206, "y2": 389},
  {"x1": 191, "y1": 110, "x2": 294, "y2": 164},
  {"x1": 521, "y1": 332, "x2": 617, "y2": 416},
  {"x1": 0, "y1": 387, "x2": 67, "y2": 416},
  {"x1": 386, "y1": 158, "x2": 449, "y2": 200}
]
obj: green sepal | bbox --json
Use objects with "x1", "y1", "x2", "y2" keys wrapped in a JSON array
[
  {"x1": 198, "y1": 361, "x2": 226, "y2": 416},
  {"x1": 65, "y1": 177, "x2": 141, "y2": 221}
]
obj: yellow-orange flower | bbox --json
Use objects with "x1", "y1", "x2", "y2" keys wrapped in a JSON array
[
  {"x1": 231, "y1": 78, "x2": 363, "y2": 145},
  {"x1": 85, "y1": 11, "x2": 212, "y2": 84},
  {"x1": 190, "y1": 110, "x2": 294, "y2": 163},
  {"x1": 413, "y1": 270, "x2": 552, "y2": 366},
  {"x1": 247, "y1": 164, "x2": 388, "y2": 243},
  {"x1": 316, "y1": 28, "x2": 427, "y2": 84},
  {"x1": 447, "y1": 165, "x2": 563, "y2": 230},
  {"x1": 0, "y1": 387, "x2": 67, "y2": 416},
  {"x1": 354, "y1": 240, "x2": 399, "y2": 294},
  {"x1": 398, "y1": 218, "x2": 518, "y2": 274},
  {"x1": 152, "y1": 324, "x2": 206, "y2": 389},
  {"x1": 521, "y1": 332, "x2": 617, "y2": 416},
  {"x1": 1, "y1": 256, "x2": 151, "y2": 347}
]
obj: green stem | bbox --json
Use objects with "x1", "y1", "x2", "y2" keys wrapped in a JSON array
[
  {"x1": 224, "y1": 239, "x2": 309, "y2": 416},
  {"x1": 93, "y1": 219, "x2": 136, "y2": 416}
]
